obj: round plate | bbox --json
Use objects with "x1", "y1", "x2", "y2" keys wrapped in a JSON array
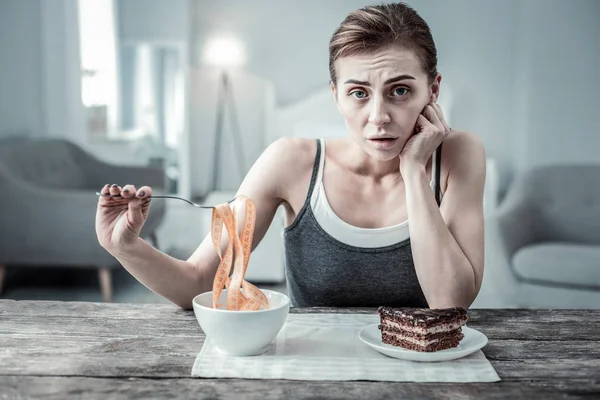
[{"x1": 358, "y1": 324, "x2": 488, "y2": 362}]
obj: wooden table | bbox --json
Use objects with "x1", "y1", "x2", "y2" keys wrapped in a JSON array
[{"x1": 0, "y1": 300, "x2": 598, "y2": 399}]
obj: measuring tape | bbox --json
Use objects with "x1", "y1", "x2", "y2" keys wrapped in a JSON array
[{"x1": 211, "y1": 196, "x2": 270, "y2": 311}]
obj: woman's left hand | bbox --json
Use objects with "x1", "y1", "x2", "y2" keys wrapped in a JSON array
[{"x1": 399, "y1": 102, "x2": 450, "y2": 175}]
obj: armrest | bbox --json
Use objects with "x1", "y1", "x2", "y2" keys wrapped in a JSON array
[
  {"x1": 85, "y1": 159, "x2": 166, "y2": 192},
  {"x1": 0, "y1": 173, "x2": 96, "y2": 236},
  {"x1": 0, "y1": 170, "x2": 108, "y2": 262}
]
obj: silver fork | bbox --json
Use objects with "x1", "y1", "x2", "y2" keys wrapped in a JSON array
[{"x1": 96, "y1": 192, "x2": 235, "y2": 209}]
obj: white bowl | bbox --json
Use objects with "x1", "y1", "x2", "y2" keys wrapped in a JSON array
[{"x1": 192, "y1": 289, "x2": 290, "y2": 356}]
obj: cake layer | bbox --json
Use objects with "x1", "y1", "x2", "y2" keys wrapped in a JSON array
[
  {"x1": 379, "y1": 325, "x2": 463, "y2": 340},
  {"x1": 381, "y1": 331, "x2": 463, "y2": 352},
  {"x1": 379, "y1": 319, "x2": 465, "y2": 336}
]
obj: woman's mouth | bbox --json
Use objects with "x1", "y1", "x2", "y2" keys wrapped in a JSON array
[{"x1": 368, "y1": 137, "x2": 399, "y2": 150}]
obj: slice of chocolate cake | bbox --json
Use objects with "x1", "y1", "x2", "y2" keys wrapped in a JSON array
[{"x1": 377, "y1": 307, "x2": 468, "y2": 352}]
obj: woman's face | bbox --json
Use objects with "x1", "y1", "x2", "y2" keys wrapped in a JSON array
[{"x1": 332, "y1": 46, "x2": 441, "y2": 161}]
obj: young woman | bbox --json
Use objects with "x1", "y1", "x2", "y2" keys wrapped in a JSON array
[{"x1": 96, "y1": 2, "x2": 486, "y2": 310}]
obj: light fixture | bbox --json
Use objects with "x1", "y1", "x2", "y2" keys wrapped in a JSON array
[{"x1": 202, "y1": 37, "x2": 246, "y2": 68}]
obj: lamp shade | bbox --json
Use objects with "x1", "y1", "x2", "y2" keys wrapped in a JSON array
[{"x1": 202, "y1": 37, "x2": 245, "y2": 68}]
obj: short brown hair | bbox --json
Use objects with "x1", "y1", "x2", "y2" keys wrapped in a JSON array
[{"x1": 329, "y1": 2, "x2": 437, "y2": 85}]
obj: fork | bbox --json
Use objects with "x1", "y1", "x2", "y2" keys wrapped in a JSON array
[{"x1": 96, "y1": 192, "x2": 235, "y2": 209}]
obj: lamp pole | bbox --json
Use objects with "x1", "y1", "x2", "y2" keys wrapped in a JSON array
[{"x1": 210, "y1": 70, "x2": 247, "y2": 192}]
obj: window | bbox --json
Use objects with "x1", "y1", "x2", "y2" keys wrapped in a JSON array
[{"x1": 77, "y1": 0, "x2": 118, "y2": 139}]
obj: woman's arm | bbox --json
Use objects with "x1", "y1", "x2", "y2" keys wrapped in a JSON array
[
  {"x1": 112, "y1": 137, "x2": 304, "y2": 309},
  {"x1": 404, "y1": 131, "x2": 486, "y2": 309}
]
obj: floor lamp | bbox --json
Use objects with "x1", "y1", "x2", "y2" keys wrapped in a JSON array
[
  {"x1": 210, "y1": 71, "x2": 247, "y2": 192},
  {"x1": 203, "y1": 37, "x2": 247, "y2": 192}
]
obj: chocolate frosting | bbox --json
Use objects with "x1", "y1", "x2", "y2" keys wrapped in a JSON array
[{"x1": 378, "y1": 306, "x2": 468, "y2": 326}]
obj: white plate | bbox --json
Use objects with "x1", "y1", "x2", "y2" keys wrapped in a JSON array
[{"x1": 358, "y1": 324, "x2": 488, "y2": 362}]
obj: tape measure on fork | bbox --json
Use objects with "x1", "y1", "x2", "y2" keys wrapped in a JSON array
[{"x1": 211, "y1": 196, "x2": 269, "y2": 311}]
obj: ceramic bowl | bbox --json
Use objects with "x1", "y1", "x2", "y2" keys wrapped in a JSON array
[{"x1": 192, "y1": 289, "x2": 290, "y2": 356}]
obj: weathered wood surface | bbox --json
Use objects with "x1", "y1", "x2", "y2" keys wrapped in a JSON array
[
  {"x1": 1, "y1": 300, "x2": 599, "y2": 399},
  {"x1": 1, "y1": 377, "x2": 599, "y2": 400}
]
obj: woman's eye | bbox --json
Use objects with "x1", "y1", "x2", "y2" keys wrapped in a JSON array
[
  {"x1": 393, "y1": 87, "x2": 409, "y2": 96},
  {"x1": 351, "y1": 90, "x2": 367, "y2": 99}
]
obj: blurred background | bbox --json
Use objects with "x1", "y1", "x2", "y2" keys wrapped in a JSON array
[{"x1": 0, "y1": 0, "x2": 598, "y2": 308}]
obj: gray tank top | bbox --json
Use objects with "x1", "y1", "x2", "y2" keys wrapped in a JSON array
[{"x1": 283, "y1": 139, "x2": 442, "y2": 308}]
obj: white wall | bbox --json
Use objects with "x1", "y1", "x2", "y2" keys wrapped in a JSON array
[
  {"x1": 516, "y1": 0, "x2": 600, "y2": 170},
  {"x1": 0, "y1": 0, "x2": 44, "y2": 138},
  {"x1": 191, "y1": 0, "x2": 368, "y2": 105},
  {"x1": 421, "y1": 0, "x2": 519, "y2": 192}
]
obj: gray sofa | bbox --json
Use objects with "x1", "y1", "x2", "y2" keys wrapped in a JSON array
[
  {"x1": 0, "y1": 137, "x2": 166, "y2": 301},
  {"x1": 489, "y1": 165, "x2": 600, "y2": 308}
]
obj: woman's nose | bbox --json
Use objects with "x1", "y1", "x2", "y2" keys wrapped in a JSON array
[{"x1": 368, "y1": 98, "x2": 391, "y2": 126}]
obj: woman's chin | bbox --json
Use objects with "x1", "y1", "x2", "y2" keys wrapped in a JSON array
[
  {"x1": 349, "y1": 136, "x2": 404, "y2": 161},
  {"x1": 366, "y1": 148, "x2": 401, "y2": 162},
  {"x1": 363, "y1": 142, "x2": 404, "y2": 161}
]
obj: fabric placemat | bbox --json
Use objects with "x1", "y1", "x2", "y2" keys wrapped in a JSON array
[{"x1": 192, "y1": 313, "x2": 500, "y2": 382}]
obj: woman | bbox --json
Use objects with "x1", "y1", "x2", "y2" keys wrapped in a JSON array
[{"x1": 95, "y1": 2, "x2": 486, "y2": 310}]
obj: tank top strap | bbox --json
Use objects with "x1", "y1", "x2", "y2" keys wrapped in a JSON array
[
  {"x1": 434, "y1": 142, "x2": 443, "y2": 206},
  {"x1": 304, "y1": 138, "x2": 322, "y2": 202}
]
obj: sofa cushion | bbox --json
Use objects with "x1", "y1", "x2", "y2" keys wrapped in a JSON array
[
  {"x1": 0, "y1": 138, "x2": 86, "y2": 189},
  {"x1": 526, "y1": 165, "x2": 600, "y2": 243},
  {"x1": 512, "y1": 243, "x2": 600, "y2": 288}
]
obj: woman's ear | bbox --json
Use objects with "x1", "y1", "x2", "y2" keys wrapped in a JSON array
[
  {"x1": 430, "y1": 73, "x2": 442, "y2": 103},
  {"x1": 331, "y1": 81, "x2": 342, "y2": 113}
]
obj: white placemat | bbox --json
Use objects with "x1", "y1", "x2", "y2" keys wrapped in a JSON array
[{"x1": 191, "y1": 313, "x2": 500, "y2": 382}]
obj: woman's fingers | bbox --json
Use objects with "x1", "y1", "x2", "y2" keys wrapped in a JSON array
[
  {"x1": 98, "y1": 184, "x2": 113, "y2": 204},
  {"x1": 109, "y1": 184, "x2": 122, "y2": 196},
  {"x1": 100, "y1": 184, "x2": 139, "y2": 204},
  {"x1": 136, "y1": 186, "x2": 153, "y2": 199},
  {"x1": 431, "y1": 102, "x2": 451, "y2": 132},
  {"x1": 99, "y1": 184, "x2": 152, "y2": 202},
  {"x1": 416, "y1": 113, "x2": 434, "y2": 133},
  {"x1": 121, "y1": 184, "x2": 137, "y2": 198},
  {"x1": 423, "y1": 104, "x2": 444, "y2": 132}
]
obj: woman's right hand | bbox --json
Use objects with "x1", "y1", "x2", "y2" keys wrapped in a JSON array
[{"x1": 95, "y1": 183, "x2": 153, "y2": 252}]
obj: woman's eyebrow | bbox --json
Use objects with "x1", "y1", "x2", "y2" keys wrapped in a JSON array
[{"x1": 343, "y1": 74, "x2": 416, "y2": 86}]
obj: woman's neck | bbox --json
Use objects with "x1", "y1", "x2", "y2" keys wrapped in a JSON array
[
  {"x1": 332, "y1": 139, "x2": 402, "y2": 183},
  {"x1": 342, "y1": 139, "x2": 402, "y2": 183}
]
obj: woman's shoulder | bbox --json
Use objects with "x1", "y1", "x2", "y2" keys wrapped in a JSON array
[
  {"x1": 235, "y1": 137, "x2": 317, "y2": 210},
  {"x1": 263, "y1": 136, "x2": 318, "y2": 170},
  {"x1": 257, "y1": 137, "x2": 318, "y2": 190},
  {"x1": 442, "y1": 130, "x2": 486, "y2": 166},
  {"x1": 444, "y1": 130, "x2": 483, "y2": 148},
  {"x1": 441, "y1": 130, "x2": 486, "y2": 189}
]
